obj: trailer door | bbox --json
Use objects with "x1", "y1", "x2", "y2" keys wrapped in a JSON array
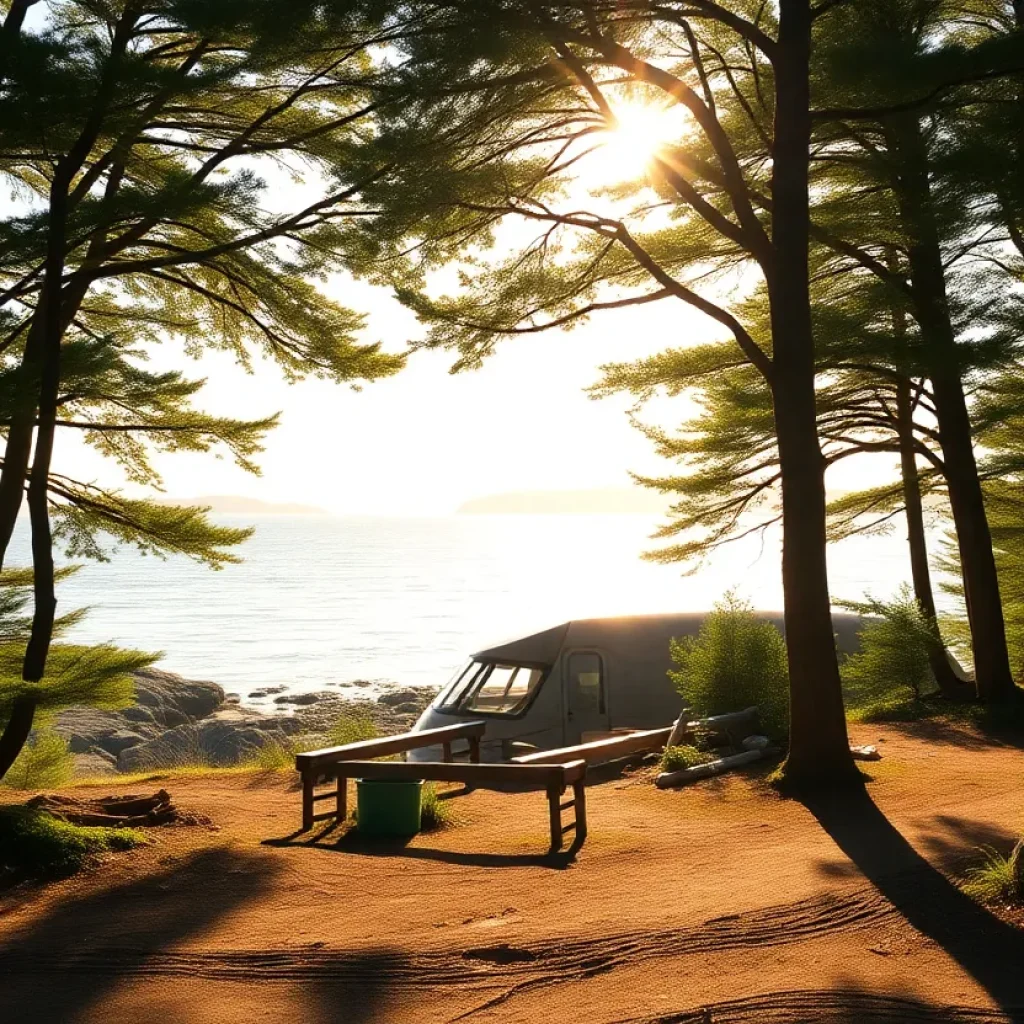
[{"x1": 563, "y1": 650, "x2": 610, "y2": 743}]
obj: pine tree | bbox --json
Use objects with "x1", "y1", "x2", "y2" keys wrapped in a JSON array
[
  {"x1": 0, "y1": 566, "x2": 155, "y2": 779},
  {"x1": 358, "y1": 0, "x2": 864, "y2": 787},
  {"x1": 592, "y1": 1, "x2": 1024, "y2": 704},
  {"x1": 807, "y1": 0, "x2": 1024, "y2": 701},
  {"x1": 0, "y1": 1, "x2": 405, "y2": 775}
]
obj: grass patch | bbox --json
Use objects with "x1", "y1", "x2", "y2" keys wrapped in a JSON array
[
  {"x1": 0, "y1": 806, "x2": 145, "y2": 883},
  {"x1": 660, "y1": 744, "x2": 716, "y2": 772},
  {"x1": 325, "y1": 713, "x2": 378, "y2": 748},
  {"x1": 845, "y1": 689, "x2": 1024, "y2": 736},
  {"x1": 846, "y1": 695, "x2": 934, "y2": 724},
  {"x1": 419, "y1": 783, "x2": 456, "y2": 830},
  {"x1": 963, "y1": 843, "x2": 1023, "y2": 905},
  {"x1": 2, "y1": 731, "x2": 74, "y2": 790},
  {"x1": 242, "y1": 713, "x2": 382, "y2": 772}
]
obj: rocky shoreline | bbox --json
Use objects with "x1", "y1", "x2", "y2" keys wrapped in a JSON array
[{"x1": 55, "y1": 669, "x2": 438, "y2": 777}]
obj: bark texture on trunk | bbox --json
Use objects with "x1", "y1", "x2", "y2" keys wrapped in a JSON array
[
  {"x1": 20, "y1": 174, "x2": 68, "y2": 682},
  {"x1": 895, "y1": 380, "x2": 972, "y2": 699},
  {"x1": 771, "y1": 0, "x2": 858, "y2": 789},
  {"x1": 0, "y1": 695, "x2": 36, "y2": 782},
  {"x1": 887, "y1": 114, "x2": 1014, "y2": 702}
]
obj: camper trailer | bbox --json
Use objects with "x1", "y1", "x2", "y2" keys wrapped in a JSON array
[{"x1": 408, "y1": 611, "x2": 867, "y2": 762}]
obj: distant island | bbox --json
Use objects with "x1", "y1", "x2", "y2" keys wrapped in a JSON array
[
  {"x1": 457, "y1": 487, "x2": 668, "y2": 515},
  {"x1": 152, "y1": 495, "x2": 329, "y2": 515}
]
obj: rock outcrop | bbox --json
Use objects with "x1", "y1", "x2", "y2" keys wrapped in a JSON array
[{"x1": 53, "y1": 668, "x2": 439, "y2": 776}]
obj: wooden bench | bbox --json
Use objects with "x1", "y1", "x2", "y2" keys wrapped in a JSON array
[
  {"x1": 295, "y1": 720, "x2": 485, "y2": 831},
  {"x1": 511, "y1": 726, "x2": 673, "y2": 766},
  {"x1": 324, "y1": 758, "x2": 588, "y2": 850}
]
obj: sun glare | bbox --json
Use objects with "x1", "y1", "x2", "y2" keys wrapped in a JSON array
[{"x1": 594, "y1": 100, "x2": 678, "y2": 185}]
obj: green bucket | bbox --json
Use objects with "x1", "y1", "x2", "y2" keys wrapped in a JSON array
[{"x1": 356, "y1": 778, "x2": 424, "y2": 836}]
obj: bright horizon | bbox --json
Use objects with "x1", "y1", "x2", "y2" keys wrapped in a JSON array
[
  {"x1": 48, "y1": 99, "x2": 899, "y2": 520},
  {"x1": 54, "y1": 273, "x2": 895, "y2": 518}
]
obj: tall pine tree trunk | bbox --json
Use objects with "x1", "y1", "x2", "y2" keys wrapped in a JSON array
[
  {"x1": 894, "y1": 378, "x2": 970, "y2": 699},
  {"x1": 0, "y1": 695, "x2": 35, "y2": 781},
  {"x1": 887, "y1": 114, "x2": 1015, "y2": 703},
  {"x1": 771, "y1": 0, "x2": 858, "y2": 788}
]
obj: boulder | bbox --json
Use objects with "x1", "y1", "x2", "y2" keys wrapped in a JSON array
[
  {"x1": 249, "y1": 685, "x2": 287, "y2": 698},
  {"x1": 133, "y1": 668, "x2": 224, "y2": 724},
  {"x1": 72, "y1": 752, "x2": 120, "y2": 778},
  {"x1": 117, "y1": 718, "x2": 294, "y2": 772},
  {"x1": 57, "y1": 708, "x2": 154, "y2": 757},
  {"x1": 55, "y1": 669, "x2": 225, "y2": 758},
  {"x1": 392, "y1": 702, "x2": 422, "y2": 716},
  {"x1": 273, "y1": 691, "x2": 331, "y2": 707},
  {"x1": 377, "y1": 689, "x2": 421, "y2": 707}
]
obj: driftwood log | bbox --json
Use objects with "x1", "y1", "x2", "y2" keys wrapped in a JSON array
[
  {"x1": 666, "y1": 707, "x2": 762, "y2": 749},
  {"x1": 655, "y1": 748, "x2": 780, "y2": 789},
  {"x1": 27, "y1": 790, "x2": 180, "y2": 827}
]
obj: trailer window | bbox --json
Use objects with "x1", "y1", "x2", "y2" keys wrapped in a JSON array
[
  {"x1": 567, "y1": 652, "x2": 605, "y2": 714},
  {"x1": 436, "y1": 660, "x2": 487, "y2": 709},
  {"x1": 438, "y1": 662, "x2": 546, "y2": 715}
]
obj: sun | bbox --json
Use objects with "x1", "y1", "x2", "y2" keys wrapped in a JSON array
[{"x1": 593, "y1": 100, "x2": 679, "y2": 184}]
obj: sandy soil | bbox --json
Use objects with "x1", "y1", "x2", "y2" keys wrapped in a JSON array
[{"x1": 2, "y1": 720, "x2": 1024, "y2": 1023}]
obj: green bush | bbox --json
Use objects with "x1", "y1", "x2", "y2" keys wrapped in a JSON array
[
  {"x1": 2, "y1": 730, "x2": 75, "y2": 790},
  {"x1": 840, "y1": 586, "x2": 944, "y2": 715},
  {"x1": 963, "y1": 842, "x2": 1023, "y2": 905},
  {"x1": 660, "y1": 744, "x2": 715, "y2": 772},
  {"x1": 0, "y1": 806, "x2": 144, "y2": 881},
  {"x1": 669, "y1": 594, "x2": 789, "y2": 740}
]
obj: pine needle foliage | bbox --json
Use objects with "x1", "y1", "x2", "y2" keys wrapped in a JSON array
[
  {"x1": 1, "y1": 730, "x2": 74, "y2": 790},
  {"x1": 839, "y1": 586, "x2": 944, "y2": 713},
  {"x1": 940, "y1": 483, "x2": 1024, "y2": 684},
  {"x1": 0, "y1": 1, "x2": 408, "y2": 776},
  {"x1": 0, "y1": 563, "x2": 154, "y2": 782},
  {"x1": 669, "y1": 594, "x2": 789, "y2": 741},
  {"x1": 0, "y1": 0, "x2": 405, "y2": 569}
]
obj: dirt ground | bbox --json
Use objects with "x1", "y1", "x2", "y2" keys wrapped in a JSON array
[{"x1": 2, "y1": 720, "x2": 1024, "y2": 1024}]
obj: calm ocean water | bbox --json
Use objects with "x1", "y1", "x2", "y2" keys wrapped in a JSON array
[{"x1": 8, "y1": 514, "x2": 937, "y2": 708}]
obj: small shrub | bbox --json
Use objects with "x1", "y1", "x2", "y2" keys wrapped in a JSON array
[
  {"x1": 245, "y1": 737, "x2": 296, "y2": 770},
  {"x1": 2, "y1": 731, "x2": 74, "y2": 790},
  {"x1": 840, "y1": 586, "x2": 944, "y2": 711},
  {"x1": 660, "y1": 745, "x2": 715, "y2": 772},
  {"x1": 963, "y1": 842, "x2": 1024, "y2": 905},
  {"x1": 0, "y1": 806, "x2": 144, "y2": 881},
  {"x1": 669, "y1": 593, "x2": 789, "y2": 740},
  {"x1": 419, "y1": 783, "x2": 455, "y2": 830},
  {"x1": 242, "y1": 716, "x2": 380, "y2": 772},
  {"x1": 327, "y1": 713, "x2": 378, "y2": 747}
]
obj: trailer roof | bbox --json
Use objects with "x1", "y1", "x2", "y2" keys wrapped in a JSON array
[{"x1": 473, "y1": 611, "x2": 868, "y2": 667}]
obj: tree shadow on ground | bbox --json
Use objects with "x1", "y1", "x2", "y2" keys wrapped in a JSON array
[
  {"x1": 0, "y1": 845, "x2": 405, "y2": 1023},
  {"x1": 614, "y1": 984, "x2": 1019, "y2": 1022},
  {"x1": 859, "y1": 714, "x2": 1024, "y2": 752},
  {"x1": 804, "y1": 788, "x2": 1024, "y2": 1021},
  {"x1": 916, "y1": 814, "x2": 1021, "y2": 869}
]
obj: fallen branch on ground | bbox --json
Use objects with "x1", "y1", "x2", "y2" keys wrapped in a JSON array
[{"x1": 26, "y1": 789, "x2": 205, "y2": 827}]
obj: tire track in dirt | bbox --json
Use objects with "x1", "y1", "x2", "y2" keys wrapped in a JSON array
[
  {"x1": 0, "y1": 884, "x2": 894, "y2": 985},
  {"x1": 610, "y1": 989, "x2": 1024, "y2": 1023}
]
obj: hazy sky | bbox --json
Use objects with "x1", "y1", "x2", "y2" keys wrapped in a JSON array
[
  {"x1": 49, "y1": 96, "x2": 896, "y2": 517},
  {"x1": 56, "y1": 267, "x2": 892, "y2": 516},
  {"x1": 58, "y1": 272, "x2": 707, "y2": 514}
]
